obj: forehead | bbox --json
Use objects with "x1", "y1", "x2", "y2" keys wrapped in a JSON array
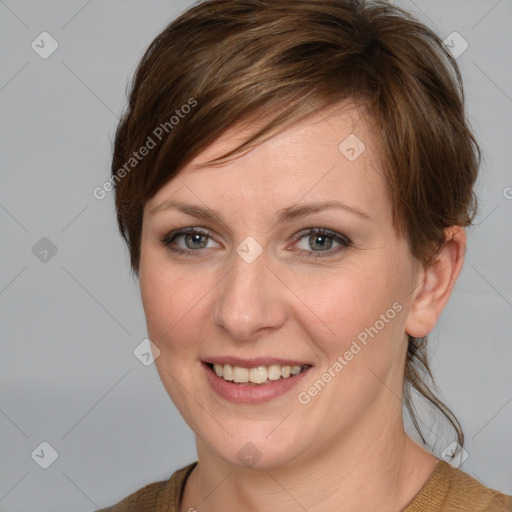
[
  {"x1": 146, "y1": 103, "x2": 389, "y2": 223},
  {"x1": 190, "y1": 102, "x2": 379, "y2": 170}
]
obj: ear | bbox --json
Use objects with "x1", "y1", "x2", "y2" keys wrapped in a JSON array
[{"x1": 405, "y1": 226, "x2": 466, "y2": 338}]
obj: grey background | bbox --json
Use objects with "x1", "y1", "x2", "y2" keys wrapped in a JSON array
[{"x1": 0, "y1": 1, "x2": 511, "y2": 511}]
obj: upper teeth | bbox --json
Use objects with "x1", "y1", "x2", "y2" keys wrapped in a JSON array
[{"x1": 213, "y1": 363, "x2": 307, "y2": 384}]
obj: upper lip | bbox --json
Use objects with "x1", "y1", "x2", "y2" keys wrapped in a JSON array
[{"x1": 203, "y1": 356, "x2": 312, "y2": 368}]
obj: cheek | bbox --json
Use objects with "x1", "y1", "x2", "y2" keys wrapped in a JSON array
[
  {"x1": 140, "y1": 268, "x2": 169, "y2": 338},
  {"x1": 139, "y1": 251, "x2": 223, "y2": 378},
  {"x1": 140, "y1": 238, "x2": 192, "y2": 333},
  {"x1": 294, "y1": 271, "x2": 407, "y2": 417},
  {"x1": 298, "y1": 268, "x2": 408, "y2": 412},
  {"x1": 139, "y1": 262, "x2": 209, "y2": 424},
  {"x1": 297, "y1": 262, "x2": 403, "y2": 346},
  {"x1": 140, "y1": 266, "x2": 199, "y2": 345}
]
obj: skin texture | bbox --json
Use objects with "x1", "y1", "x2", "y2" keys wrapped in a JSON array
[{"x1": 139, "y1": 103, "x2": 466, "y2": 512}]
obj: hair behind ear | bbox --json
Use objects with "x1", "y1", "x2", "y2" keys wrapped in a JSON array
[{"x1": 404, "y1": 335, "x2": 464, "y2": 452}]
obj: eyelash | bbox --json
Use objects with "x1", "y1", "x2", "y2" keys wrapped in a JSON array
[{"x1": 159, "y1": 227, "x2": 352, "y2": 259}]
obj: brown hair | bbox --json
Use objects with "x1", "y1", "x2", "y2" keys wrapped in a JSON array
[{"x1": 110, "y1": 0, "x2": 480, "y2": 453}]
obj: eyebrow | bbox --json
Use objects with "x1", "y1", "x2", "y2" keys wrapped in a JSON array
[{"x1": 150, "y1": 199, "x2": 371, "y2": 223}]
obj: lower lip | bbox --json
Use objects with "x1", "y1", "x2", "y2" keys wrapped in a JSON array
[{"x1": 202, "y1": 362, "x2": 312, "y2": 404}]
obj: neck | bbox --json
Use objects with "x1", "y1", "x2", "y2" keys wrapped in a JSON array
[{"x1": 180, "y1": 407, "x2": 438, "y2": 512}]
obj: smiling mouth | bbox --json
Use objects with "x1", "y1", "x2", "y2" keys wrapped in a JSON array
[{"x1": 205, "y1": 362, "x2": 312, "y2": 385}]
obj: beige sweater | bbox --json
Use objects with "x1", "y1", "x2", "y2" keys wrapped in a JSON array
[{"x1": 96, "y1": 459, "x2": 512, "y2": 511}]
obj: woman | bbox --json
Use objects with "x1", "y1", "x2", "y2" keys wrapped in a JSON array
[{"x1": 97, "y1": 0, "x2": 512, "y2": 510}]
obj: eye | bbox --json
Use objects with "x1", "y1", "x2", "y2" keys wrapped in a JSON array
[
  {"x1": 160, "y1": 226, "x2": 352, "y2": 258},
  {"x1": 291, "y1": 227, "x2": 351, "y2": 258},
  {"x1": 160, "y1": 228, "x2": 218, "y2": 255}
]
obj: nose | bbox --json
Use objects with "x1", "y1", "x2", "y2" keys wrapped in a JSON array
[{"x1": 212, "y1": 245, "x2": 287, "y2": 341}]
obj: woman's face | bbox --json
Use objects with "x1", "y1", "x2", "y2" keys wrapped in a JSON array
[{"x1": 139, "y1": 104, "x2": 422, "y2": 468}]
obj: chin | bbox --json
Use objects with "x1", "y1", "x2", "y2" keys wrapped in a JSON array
[{"x1": 198, "y1": 425, "x2": 309, "y2": 470}]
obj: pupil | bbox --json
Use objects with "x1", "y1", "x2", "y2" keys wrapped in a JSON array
[
  {"x1": 187, "y1": 233, "x2": 206, "y2": 249},
  {"x1": 311, "y1": 234, "x2": 331, "y2": 251}
]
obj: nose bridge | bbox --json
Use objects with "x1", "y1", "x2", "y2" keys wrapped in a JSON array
[{"x1": 212, "y1": 241, "x2": 285, "y2": 340}]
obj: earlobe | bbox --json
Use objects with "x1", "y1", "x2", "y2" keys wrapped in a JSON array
[{"x1": 405, "y1": 226, "x2": 466, "y2": 338}]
